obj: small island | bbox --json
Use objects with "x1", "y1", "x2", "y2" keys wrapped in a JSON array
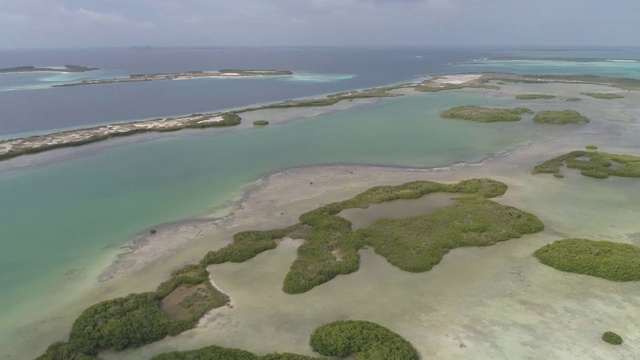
[
  {"x1": 204, "y1": 178, "x2": 542, "y2": 294},
  {"x1": 533, "y1": 110, "x2": 589, "y2": 124},
  {"x1": 583, "y1": 92, "x2": 624, "y2": 99},
  {"x1": 54, "y1": 69, "x2": 294, "y2": 87},
  {"x1": 532, "y1": 150, "x2": 640, "y2": 179},
  {"x1": 534, "y1": 239, "x2": 640, "y2": 281},
  {"x1": 516, "y1": 94, "x2": 556, "y2": 100},
  {"x1": 253, "y1": 120, "x2": 270, "y2": 126},
  {"x1": 0, "y1": 65, "x2": 98, "y2": 73},
  {"x1": 441, "y1": 105, "x2": 533, "y2": 122}
]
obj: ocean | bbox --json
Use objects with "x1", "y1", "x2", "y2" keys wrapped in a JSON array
[{"x1": 1, "y1": 46, "x2": 640, "y2": 360}]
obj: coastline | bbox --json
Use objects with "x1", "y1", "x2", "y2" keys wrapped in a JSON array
[
  {"x1": 1, "y1": 72, "x2": 637, "y2": 163},
  {"x1": 53, "y1": 69, "x2": 294, "y2": 87}
]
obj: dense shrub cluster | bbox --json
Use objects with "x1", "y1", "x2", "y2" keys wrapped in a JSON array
[
  {"x1": 362, "y1": 196, "x2": 543, "y2": 272},
  {"x1": 584, "y1": 92, "x2": 624, "y2": 99},
  {"x1": 310, "y1": 320, "x2": 419, "y2": 360},
  {"x1": 534, "y1": 239, "x2": 640, "y2": 281},
  {"x1": 202, "y1": 178, "x2": 541, "y2": 294},
  {"x1": 151, "y1": 345, "x2": 324, "y2": 360},
  {"x1": 532, "y1": 110, "x2": 589, "y2": 124},
  {"x1": 532, "y1": 150, "x2": 640, "y2": 179},
  {"x1": 36, "y1": 264, "x2": 229, "y2": 359},
  {"x1": 441, "y1": 105, "x2": 533, "y2": 122},
  {"x1": 515, "y1": 94, "x2": 556, "y2": 100},
  {"x1": 602, "y1": 331, "x2": 624, "y2": 345}
]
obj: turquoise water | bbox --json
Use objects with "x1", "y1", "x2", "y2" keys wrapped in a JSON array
[
  {"x1": 0, "y1": 90, "x2": 543, "y2": 330},
  {"x1": 455, "y1": 58, "x2": 640, "y2": 79}
]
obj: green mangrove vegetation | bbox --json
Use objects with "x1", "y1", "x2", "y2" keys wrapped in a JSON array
[
  {"x1": 36, "y1": 264, "x2": 229, "y2": 359},
  {"x1": 534, "y1": 239, "x2": 640, "y2": 281},
  {"x1": 204, "y1": 178, "x2": 543, "y2": 294},
  {"x1": 583, "y1": 92, "x2": 624, "y2": 99},
  {"x1": 515, "y1": 94, "x2": 556, "y2": 100},
  {"x1": 586, "y1": 145, "x2": 598, "y2": 150},
  {"x1": 564, "y1": 97, "x2": 582, "y2": 102},
  {"x1": 253, "y1": 120, "x2": 270, "y2": 126},
  {"x1": 602, "y1": 331, "x2": 624, "y2": 345},
  {"x1": 532, "y1": 110, "x2": 589, "y2": 124},
  {"x1": 310, "y1": 320, "x2": 419, "y2": 359},
  {"x1": 440, "y1": 105, "x2": 533, "y2": 122},
  {"x1": 150, "y1": 320, "x2": 419, "y2": 360},
  {"x1": 531, "y1": 150, "x2": 640, "y2": 179},
  {"x1": 151, "y1": 346, "x2": 323, "y2": 360}
]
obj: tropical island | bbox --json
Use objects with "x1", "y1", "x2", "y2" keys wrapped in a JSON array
[
  {"x1": 532, "y1": 150, "x2": 640, "y2": 179},
  {"x1": 440, "y1": 105, "x2": 533, "y2": 122},
  {"x1": 53, "y1": 69, "x2": 294, "y2": 87},
  {"x1": 534, "y1": 238, "x2": 640, "y2": 281},
  {"x1": 0, "y1": 65, "x2": 99, "y2": 73},
  {"x1": 532, "y1": 110, "x2": 589, "y2": 124},
  {"x1": 515, "y1": 93, "x2": 556, "y2": 100}
]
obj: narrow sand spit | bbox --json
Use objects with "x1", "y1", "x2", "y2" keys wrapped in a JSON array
[{"x1": 432, "y1": 74, "x2": 483, "y2": 84}]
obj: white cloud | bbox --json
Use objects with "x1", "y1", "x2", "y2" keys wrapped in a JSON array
[{"x1": 56, "y1": 5, "x2": 153, "y2": 29}]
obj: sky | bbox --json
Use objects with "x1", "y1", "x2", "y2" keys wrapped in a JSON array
[{"x1": 1, "y1": 0, "x2": 639, "y2": 48}]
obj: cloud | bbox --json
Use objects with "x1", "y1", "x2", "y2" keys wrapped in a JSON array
[{"x1": 56, "y1": 5, "x2": 153, "y2": 29}]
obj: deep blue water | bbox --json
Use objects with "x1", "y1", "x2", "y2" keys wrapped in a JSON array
[
  {"x1": 1, "y1": 46, "x2": 639, "y2": 137},
  {"x1": 0, "y1": 47, "x2": 486, "y2": 136}
]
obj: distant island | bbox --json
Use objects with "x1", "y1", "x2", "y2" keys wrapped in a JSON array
[
  {"x1": 0, "y1": 65, "x2": 99, "y2": 73},
  {"x1": 54, "y1": 69, "x2": 294, "y2": 87}
]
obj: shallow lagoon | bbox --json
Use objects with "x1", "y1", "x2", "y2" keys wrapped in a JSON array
[{"x1": 2, "y1": 81, "x2": 640, "y2": 359}]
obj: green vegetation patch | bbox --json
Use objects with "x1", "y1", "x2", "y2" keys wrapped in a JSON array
[
  {"x1": 532, "y1": 150, "x2": 640, "y2": 179},
  {"x1": 564, "y1": 97, "x2": 582, "y2": 102},
  {"x1": 586, "y1": 145, "x2": 598, "y2": 150},
  {"x1": 37, "y1": 264, "x2": 229, "y2": 359},
  {"x1": 264, "y1": 88, "x2": 401, "y2": 109},
  {"x1": 515, "y1": 94, "x2": 556, "y2": 100},
  {"x1": 361, "y1": 196, "x2": 543, "y2": 272},
  {"x1": 253, "y1": 120, "x2": 270, "y2": 126},
  {"x1": 151, "y1": 320, "x2": 418, "y2": 360},
  {"x1": 151, "y1": 346, "x2": 323, "y2": 360},
  {"x1": 441, "y1": 105, "x2": 533, "y2": 122},
  {"x1": 310, "y1": 320, "x2": 419, "y2": 360},
  {"x1": 204, "y1": 178, "x2": 542, "y2": 294},
  {"x1": 534, "y1": 239, "x2": 640, "y2": 281},
  {"x1": 533, "y1": 110, "x2": 589, "y2": 124},
  {"x1": 584, "y1": 92, "x2": 624, "y2": 99},
  {"x1": 602, "y1": 331, "x2": 624, "y2": 345}
]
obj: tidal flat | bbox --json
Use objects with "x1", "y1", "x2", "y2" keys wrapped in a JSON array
[{"x1": 4, "y1": 80, "x2": 640, "y2": 360}]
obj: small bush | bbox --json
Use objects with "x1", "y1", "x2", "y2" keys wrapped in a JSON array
[{"x1": 602, "y1": 331, "x2": 623, "y2": 345}]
